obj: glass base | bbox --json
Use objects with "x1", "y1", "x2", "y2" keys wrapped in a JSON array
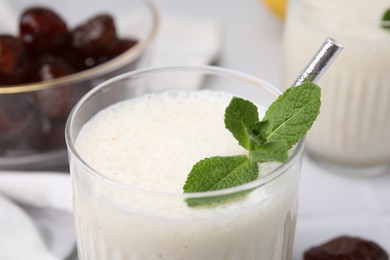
[{"x1": 307, "y1": 152, "x2": 390, "y2": 178}]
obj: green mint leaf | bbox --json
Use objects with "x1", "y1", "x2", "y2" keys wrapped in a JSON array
[
  {"x1": 381, "y1": 8, "x2": 390, "y2": 29},
  {"x1": 224, "y1": 97, "x2": 262, "y2": 150},
  {"x1": 183, "y1": 155, "x2": 258, "y2": 193},
  {"x1": 248, "y1": 140, "x2": 289, "y2": 163},
  {"x1": 247, "y1": 120, "x2": 270, "y2": 145},
  {"x1": 184, "y1": 188, "x2": 254, "y2": 208},
  {"x1": 183, "y1": 82, "x2": 321, "y2": 208},
  {"x1": 183, "y1": 155, "x2": 258, "y2": 207},
  {"x1": 260, "y1": 82, "x2": 321, "y2": 149}
]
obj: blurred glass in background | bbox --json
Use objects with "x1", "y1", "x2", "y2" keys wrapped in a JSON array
[{"x1": 284, "y1": 0, "x2": 390, "y2": 175}]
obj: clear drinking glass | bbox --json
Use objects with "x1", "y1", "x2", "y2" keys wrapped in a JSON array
[
  {"x1": 284, "y1": 0, "x2": 390, "y2": 174},
  {"x1": 66, "y1": 66, "x2": 305, "y2": 260}
]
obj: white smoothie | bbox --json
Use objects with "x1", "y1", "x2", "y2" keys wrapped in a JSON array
[
  {"x1": 284, "y1": 0, "x2": 390, "y2": 167},
  {"x1": 73, "y1": 90, "x2": 301, "y2": 260}
]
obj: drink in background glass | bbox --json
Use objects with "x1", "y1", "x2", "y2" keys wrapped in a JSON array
[
  {"x1": 284, "y1": 0, "x2": 390, "y2": 173},
  {"x1": 66, "y1": 66, "x2": 305, "y2": 260}
]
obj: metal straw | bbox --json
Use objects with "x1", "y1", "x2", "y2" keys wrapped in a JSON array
[{"x1": 293, "y1": 37, "x2": 343, "y2": 86}]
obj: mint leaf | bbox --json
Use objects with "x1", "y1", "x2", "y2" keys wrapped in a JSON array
[
  {"x1": 183, "y1": 155, "x2": 258, "y2": 193},
  {"x1": 185, "y1": 188, "x2": 254, "y2": 208},
  {"x1": 382, "y1": 8, "x2": 390, "y2": 29},
  {"x1": 249, "y1": 140, "x2": 289, "y2": 162},
  {"x1": 224, "y1": 97, "x2": 261, "y2": 150},
  {"x1": 183, "y1": 155, "x2": 258, "y2": 207},
  {"x1": 260, "y1": 82, "x2": 321, "y2": 149}
]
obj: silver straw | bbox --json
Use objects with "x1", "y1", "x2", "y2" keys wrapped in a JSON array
[{"x1": 293, "y1": 37, "x2": 343, "y2": 86}]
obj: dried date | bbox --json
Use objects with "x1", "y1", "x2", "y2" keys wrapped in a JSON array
[{"x1": 304, "y1": 236, "x2": 389, "y2": 260}]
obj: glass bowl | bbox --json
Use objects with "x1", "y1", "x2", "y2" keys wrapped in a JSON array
[{"x1": 0, "y1": 0, "x2": 159, "y2": 170}]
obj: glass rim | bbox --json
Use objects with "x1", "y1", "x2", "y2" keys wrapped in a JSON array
[
  {"x1": 65, "y1": 65, "x2": 305, "y2": 198},
  {"x1": 0, "y1": 0, "x2": 160, "y2": 94}
]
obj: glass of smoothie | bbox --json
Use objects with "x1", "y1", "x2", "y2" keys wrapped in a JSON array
[
  {"x1": 284, "y1": 0, "x2": 390, "y2": 174},
  {"x1": 66, "y1": 66, "x2": 305, "y2": 260}
]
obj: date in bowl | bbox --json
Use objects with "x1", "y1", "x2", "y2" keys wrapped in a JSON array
[{"x1": 0, "y1": 0, "x2": 159, "y2": 170}]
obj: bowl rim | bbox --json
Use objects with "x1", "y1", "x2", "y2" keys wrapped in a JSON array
[{"x1": 0, "y1": 0, "x2": 160, "y2": 94}]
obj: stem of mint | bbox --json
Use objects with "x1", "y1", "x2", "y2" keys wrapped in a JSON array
[{"x1": 183, "y1": 82, "x2": 321, "y2": 207}]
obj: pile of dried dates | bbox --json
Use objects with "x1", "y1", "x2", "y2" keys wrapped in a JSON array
[{"x1": 0, "y1": 7, "x2": 137, "y2": 154}]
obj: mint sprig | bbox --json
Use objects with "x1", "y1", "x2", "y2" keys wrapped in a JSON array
[
  {"x1": 183, "y1": 155, "x2": 258, "y2": 192},
  {"x1": 183, "y1": 82, "x2": 321, "y2": 207},
  {"x1": 381, "y1": 8, "x2": 390, "y2": 29}
]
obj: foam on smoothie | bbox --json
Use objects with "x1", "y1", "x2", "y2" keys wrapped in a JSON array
[{"x1": 76, "y1": 90, "x2": 253, "y2": 193}]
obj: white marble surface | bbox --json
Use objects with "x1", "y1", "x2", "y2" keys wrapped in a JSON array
[
  {"x1": 295, "y1": 156, "x2": 390, "y2": 258},
  {"x1": 1, "y1": 0, "x2": 389, "y2": 259}
]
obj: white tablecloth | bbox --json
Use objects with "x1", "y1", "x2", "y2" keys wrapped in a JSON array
[{"x1": 0, "y1": 0, "x2": 389, "y2": 259}]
